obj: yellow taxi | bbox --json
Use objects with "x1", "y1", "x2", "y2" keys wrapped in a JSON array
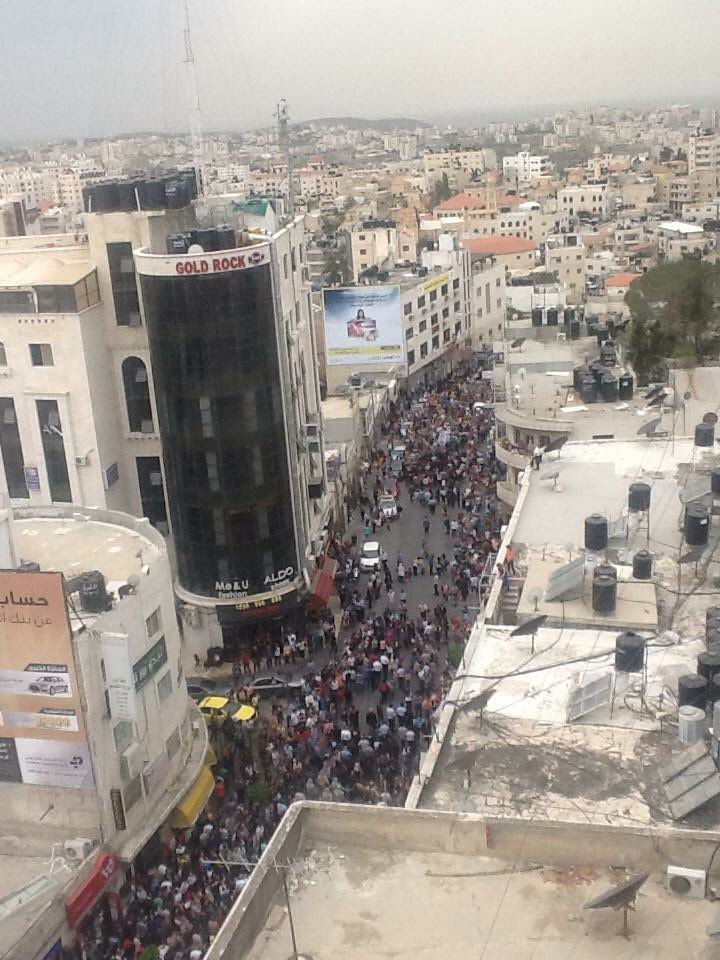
[{"x1": 198, "y1": 696, "x2": 257, "y2": 727}]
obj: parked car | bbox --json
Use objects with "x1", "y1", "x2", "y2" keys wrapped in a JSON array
[
  {"x1": 360, "y1": 541, "x2": 381, "y2": 572},
  {"x1": 249, "y1": 674, "x2": 304, "y2": 699},
  {"x1": 28, "y1": 675, "x2": 69, "y2": 696},
  {"x1": 186, "y1": 676, "x2": 233, "y2": 702},
  {"x1": 379, "y1": 494, "x2": 398, "y2": 519}
]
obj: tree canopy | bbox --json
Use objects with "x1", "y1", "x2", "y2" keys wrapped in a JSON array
[{"x1": 624, "y1": 259, "x2": 720, "y2": 383}]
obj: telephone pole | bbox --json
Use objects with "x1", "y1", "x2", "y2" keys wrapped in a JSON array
[
  {"x1": 277, "y1": 99, "x2": 294, "y2": 217},
  {"x1": 183, "y1": 0, "x2": 206, "y2": 201}
]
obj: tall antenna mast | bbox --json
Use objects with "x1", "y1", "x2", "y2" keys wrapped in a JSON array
[
  {"x1": 183, "y1": 0, "x2": 205, "y2": 200},
  {"x1": 277, "y1": 99, "x2": 294, "y2": 217}
]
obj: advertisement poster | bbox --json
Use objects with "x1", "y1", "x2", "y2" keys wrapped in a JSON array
[
  {"x1": 323, "y1": 286, "x2": 403, "y2": 367},
  {"x1": 0, "y1": 571, "x2": 93, "y2": 789}
]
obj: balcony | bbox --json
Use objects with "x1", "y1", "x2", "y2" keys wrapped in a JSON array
[
  {"x1": 496, "y1": 479, "x2": 519, "y2": 508},
  {"x1": 495, "y1": 439, "x2": 531, "y2": 471}
]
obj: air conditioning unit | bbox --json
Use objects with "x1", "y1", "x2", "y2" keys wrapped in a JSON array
[
  {"x1": 307, "y1": 439, "x2": 321, "y2": 455},
  {"x1": 75, "y1": 455, "x2": 89, "y2": 467},
  {"x1": 667, "y1": 865, "x2": 706, "y2": 899},
  {"x1": 64, "y1": 837, "x2": 94, "y2": 861},
  {"x1": 120, "y1": 742, "x2": 145, "y2": 781}
]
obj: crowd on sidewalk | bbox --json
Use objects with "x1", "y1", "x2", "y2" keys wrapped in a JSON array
[{"x1": 75, "y1": 362, "x2": 507, "y2": 960}]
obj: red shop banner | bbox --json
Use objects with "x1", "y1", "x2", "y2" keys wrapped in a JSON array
[{"x1": 66, "y1": 851, "x2": 119, "y2": 929}]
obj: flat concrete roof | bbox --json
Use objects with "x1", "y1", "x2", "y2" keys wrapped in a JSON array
[{"x1": 206, "y1": 803, "x2": 720, "y2": 960}]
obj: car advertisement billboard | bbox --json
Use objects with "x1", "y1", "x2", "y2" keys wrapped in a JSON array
[
  {"x1": 323, "y1": 286, "x2": 403, "y2": 366},
  {"x1": 0, "y1": 571, "x2": 93, "y2": 788}
]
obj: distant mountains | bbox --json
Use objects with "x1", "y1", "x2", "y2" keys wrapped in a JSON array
[{"x1": 300, "y1": 116, "x2": 431, "y2": 131}]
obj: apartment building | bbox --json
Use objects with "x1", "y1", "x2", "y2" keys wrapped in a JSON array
[
  {"x1": 461, "y1": 235, "x2": 538, "y2": 275},
  {"x1": 545, "y1": 233, "x2": 587, "y2": 299},
  {"x1": 502, "y1": 150, "x2": 552, "y2": 183},
  {"x1": 423, "y1": 148, "x2": 497, "y2": 189},
  {"x1": 557, "y1": 182, "x2": 611, "y2": 219},
  {"x1": 688, "y1": 131, "x2": 720, "y2": 176},
  {"x1": 347, "y1": 219, "x2": 416, "y2": 280}
]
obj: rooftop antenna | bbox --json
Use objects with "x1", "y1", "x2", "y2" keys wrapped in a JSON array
[
  {"x1": 183, "y1": 0, "x2": 205, "y2": 201},
  {"x1": 277, "y1": 99, "x2": 294, "y2": 217}
]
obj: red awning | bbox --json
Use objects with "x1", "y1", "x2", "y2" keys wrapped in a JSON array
[
  {"x1": 307, "y1": 557, "x2": 337, "y2": 609},
  {"x1": 66, "y1": 851, "x2": 119, "y2": 928}
]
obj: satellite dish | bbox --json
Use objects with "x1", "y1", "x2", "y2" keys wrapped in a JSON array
[
  {"x1": 645, "y1": 393, "x2": 664, "y2": 408},
  {"x1": 679, "y1": 545, "x2": 707, "y2": 565},
  {"x1": 703, "y1": 412, "x2": 719, "y2": 425},
  {"x1": 511, "y1": 614, "x2": 547, "y2": 638},
  {"x1": 187, "y1": 243, "x2": 204, "y2": 254},
  {"x1": 683, "y1": 390, "x2": 693, "y2": 401},
  {"x1": 510, "y1": 338, "x2": 525, "y2": 349},
  {"x1": 637, "y1": 417, "x2": 661, "y2": 436},
  {"x1": 526, "y1": 587, "x2": 544, "y2": 611},
  {"x1": 544, "y1": 435, "x2": 567, "y2": 454},
  {"x1": 584, "y1": 873, "x2": 649, "y2": 940}
]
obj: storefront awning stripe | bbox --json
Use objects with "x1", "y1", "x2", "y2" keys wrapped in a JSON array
[{"x1": 168, "y1": 764, "x2": 215, "y2": 829}]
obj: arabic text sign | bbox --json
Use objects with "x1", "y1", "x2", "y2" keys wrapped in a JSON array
[
  {"x1": 100, "y1": 632, "x2": 136, "y2": 722},
  {"x1": 133, "y1": 636, "x2": 168, "y2": 691},
  {"x1": 323, "y1": 286, "x2": 404, "y2": 367}
]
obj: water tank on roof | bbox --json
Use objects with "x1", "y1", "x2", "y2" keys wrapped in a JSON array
[
  {"x1": 215, "y1": 225, "x2": 236, "y2": 250},
  {"x1": 592, "y1": 575, "x2": 616, "y2": 613},
  {"x1": 165, "y1": 180, "x2": 190, "y2": 209},
  {"x1": 684, "y1": 502, "x2": 710, "y2": 546},
  {"x1": 580, "y1": 376, "x2": 597, "y2": 404},
  {"x1": 94, "y1": 182, "x2": 119, "y2": 212},
  {"x1": 594, "y1": 562, "x2": 617, "y2": 581},
  {"x1": 628, "y1": 482, "x2": 651, "y2": 512},
  {"x1": 597, "y1": 329, "x2": 609, "y2": 345},
  {"x1": 179, "y1": 170, "x2": 199, "y2": 200},
  {"x1": 678, "y1": 673, "x2": 708, "y2": 709},
  {"x1": 573, "y1": 367, "x2": 587, "y2": 389},
  {"x1": 618, "y1": 373, "x2": 633, "y2": 401},
  {"x1": 79, "y1": 571, "x2": 110, "y2": 613},
  {"x1": 546, "y1": 308, "x2": 558, "y2": 326},
  {"x1": 707, "y1": 607, "x2": 720, "y2": 627},
  {"x1": 615, "y1": 632, "x2": 646, "y2": 673},
  {"x1": 710, "y1": 677, "x2": 720, "y2": 705},
  {"x1": 166, "y1": 234, "x2": 188, "y2": 255},
  {"x1": 600, "y1": 373, "x2": 618, "y2": 402},
  {"x1": 195, "y1": 227, "x2": 218, "y2": 252},
  {"x1": 564, "y1": 307, "x2": 575, "y2": 325},
  {"x1": 697, "y1": 651, "x2": 720, "y2": 684},
  {"x1": 116, "y1": 180, "x2": 139, "y2": 211},
  {"x1": 711, "y1": 471, "x2": 720, "y2": 498},
  {"x1": 584, "y1": 514, "x2": 608, "y2": 551},
  {"x1": 570, "y1": 319, "x2": 581, "y2": 340},
  {"x1": 695, "y1": 422, "x2": 714, "y2": 447},
  {"x1": 678, "y1": 705, "x2": 706, "y2": 745},
  {"x1": 82, "y1": 185, "x2": 97, "y2": 213},
  {"x1": 632, "y1": 550, "x2": 653, "y2": 580},
  {"x1": 585, "y1": 315, "x2": 599, "y2": 332},
  {"x1": 708, "y1": 626, "x2": 720, "y2": 651},
  {"x1": 531, "y1": 307, "x2": 543, "y2": 327}
]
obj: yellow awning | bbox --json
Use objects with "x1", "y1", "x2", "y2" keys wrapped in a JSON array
[
  {"x1": 169, "y1": 765, "x2": 215, "y2": 829},
  {"x1": 206, "y1": 745, "x2": 218, "y2": 766}
]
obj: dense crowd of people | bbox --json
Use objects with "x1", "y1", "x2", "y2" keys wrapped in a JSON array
[{"x1": 75, "y1": 361, "x2": 506, "y2": 960}]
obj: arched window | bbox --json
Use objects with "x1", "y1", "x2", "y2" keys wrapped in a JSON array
[{"x1": 122, "y1": 356, "x2": 153, "y2": 433}]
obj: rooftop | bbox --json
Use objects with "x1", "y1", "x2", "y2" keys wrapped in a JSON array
[
  {"x1": 657, "y1": 220, "x2": 704, "y2": 235},
  {"x1": 462, "y1": 236, "x2": 538, "y2": 255},
  {"x1": 435, "y1": 192, "x2": 491, "y2": 212},
  {"x1": 0, "y1": 250, "x2": 95, "y2": 288},
  {"x1": 606, "y1": 272, "x2": 642, "y2": 287},
  {"x1": 206, "y1": 802, "x2": 720, "y2": 960}
]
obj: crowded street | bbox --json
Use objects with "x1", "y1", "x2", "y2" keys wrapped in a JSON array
[{"x1": 77, "y1": 358, "x2": 506, "y2": 960}]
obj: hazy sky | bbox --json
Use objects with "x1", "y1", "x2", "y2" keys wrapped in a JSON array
[{"x1": 2, "y1": 0, "x2": 719, "y2": 141}]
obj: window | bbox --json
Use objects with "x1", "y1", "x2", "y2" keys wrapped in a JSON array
[
  {"x1": 0, "y1": 398, "x2": 28, "y2": 498},
  {"x1": 122, "y1": 356, "x2": 153, "y2": 432},
  {"x1": 485, "y1": 284, "x2": 491, "y2": 313},
  {"x1": 157, "y1": 670, "x2": 173, "y2": 703},
  {"x1": 122, "y1": 774, "x2": 143, "y2": 812},
  {"x1": 420, "y1": 341, "x2": 428, "y2": 359},
  {"x1": 455, "y1": 321, "x2": 462, "y2": 335},
  {"x1": 113, "y1": 720, "x2": 134, "y2": 752},
  {"x1": 359, "y1": 248, "x2": 367, "y2": 255},
  {"x1": 283, "y1": 253, "x2": 288, "y2": 279},
  {"x1": 496, "y1": 277, "x2": 501, "y2": 287},
  {"x1": 403, "y1": 302, "x2": 412, "y2": 315},
  {"x1": 453, "y1": 278, "x2": 460, "y2": 290},
  {"x1": 107, "y1": 242, "x2": 141, "y2": 326},
  {"x1": 418, "y1": 319, "x2": 427, "y2": 332},
  {"x1": 441, "y1": 284, "x2": 448, "y2": 297},
  {"x1": 405, "y1": 326, "x2": 414, "y2": 339},
  {"x1": 29, "y1": 343, "x2": 53, "y2": 367},
  {"x1": 443, "y1": 328, "x2": 451, "y2": 343},
  {"x1": 417, "y1": 295, "x2": 426, "y2": 309},
  {"x1": 429, "y1": 289, "x2": 438, "y2": 303},
  {"x1": 432, "y1": 335, "x2": 440, "y2": 350},
  {"x1": 0, "y1": 344, "x2": 6, "y2": 366},
  {"x1": 146, "y1": 608, "x2": 162, "y2": 637},
  {"x1": 136, "y1": 456, "x2": 168, "y2": 532},
  {"x1": 36, "y1": 286, "x2": 76, "y2": 313},
  {"x1": 442, "y1": 307, "x2": 449, "y2": 320},
  {"x1": 407, "y1": 349, "x2": 415, "y2": 367},
  {"x1": 0, "y1": 291, "x2": 33, "y2": 314},
  {"x1": 37, "y1": 399, "x2": 71, "y2": 502},
  {"x1": 166, "y1": 728, "x2": 181, "y2": 760}
]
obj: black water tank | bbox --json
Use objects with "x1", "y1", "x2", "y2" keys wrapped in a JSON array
[
  {"x1": 607, "y1": 318, "x2": 616, "y2": 337},
  {"x1": 615, "y1": 632, "x2": 646, "y2": 672},
  {"x1": 179, "y1": 169, "x2": 198, "y2": 200},
  {"x1": 708, "y1": 626, "x2": 720, "y2": 650},
  {"x1": 695, "y1": 422, "x2": 714, "y2": 447},
  {"x1": 585, "y1": 514, "x2": 609, "y2": 551},
  {"x1": 531, "y1": 308, "x2": 543, "y2": 327},
  {"x1": 564, "y1": 307, "x2": 575, "y2": 325},
  {"x1": 165, "y1": 180, "x2": 190, "y2": 209},
  {"x1": 597, "y1": 329, "x2": 609, "y2": 345},
  {"x1": 678, "y1": 673, "x2": 708, "y2": 709},
  {"x1": 590, "y1": 361, "x2": 605, "y2": 382},
  {"x1": 684, "y1": 502, "x2": 710, "y2": 546},
  {"x1": 618, "y1": 373, "x2": 633, "y2": 400},
  {"x1": 573, "y1": 366, "x2": 587, "y2": 389},
  {"x1": 82, "y1": 184, "x2": 97, "y2": 213},
  {"x1": 79, "y1": 571, "x2": 109, "y2": 613},
  {"x1": 628, "y1": 482, "x2": 651, "y2": 512},
  {"x1": 547, "y1": 308, "x2": 558, "y2": 326},
  {"x1": 600, "y1": 373, "x2": 618, "y2": 402},
  {"x1": 116, "y1": 180, "x2": 139, "y2": 211},
  {"x1": 586, "y1": 316, "x2": 599, "y2": 333},
  {"x1": 710, "y1": 675, "x2": 720, "y2": 703},
  {"x1": 712, "y1": 471, "x2": 720, "y2": 497},
  {"x1": 94, "y1": 182, "x2": 119, "y2": 212},
  {"x1": 140, "y1": 179, "x2": 167, "y2": 209},
  {"x1": 697, "y1": 651, "x2": 720, "y2": 684},
  {"x1": 570, "y1": 319, "x2": 581, "y2": 340},
  {"x1": 592, "y1": 575, "x2": 617, "y2": 613},
  {"x1": 580, "y1": 377, "x2": 597, "y2": 404},
  {"x1": 195, "y1": 228, "x2": 218, "y2": 252},
  {"x1": 707, "y1": 606, "x2": 720, "y2": 627},
  {"x1": 594, "y1": 562, "x2": 617, "y2": 581},
  {"x1": 215, "y1": 225, "x2": 236, "y2": 250},
  {"x1": 632, "y1": 550, "x2": 653, "y2": 580},
  {"x1": 166, "y1": 234, "x2": 188, "y2": 255}
]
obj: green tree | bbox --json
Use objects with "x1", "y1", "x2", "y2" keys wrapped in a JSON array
[
  {"x1": 322, "y1": 244, "x2": 351, "y2": 285},
  {"x1": 431, "y1": 172, "x2": 453, "y2": 206},
  {"x1": 624, "y1": 260, "x2": 720, "y2": 383}
]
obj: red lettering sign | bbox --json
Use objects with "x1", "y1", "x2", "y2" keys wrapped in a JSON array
[
  {"x1": 172, "y1": 249, "x2": 265, "y2": 276},
  {"x1": 66, "y1": 851, "x2": 119, "y2": 928}
]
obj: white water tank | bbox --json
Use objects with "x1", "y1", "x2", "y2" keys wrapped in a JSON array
[{"x1": 678, "y1": 705, "x2": 705, "y2": 745}]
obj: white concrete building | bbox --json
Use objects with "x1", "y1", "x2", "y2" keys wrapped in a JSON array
[
  {"x1": 502, "y1": 151, "x2": 552, "y2": 183},
  {"x1": 557, "y1": 182, "x2": 611, "y2": 219}
]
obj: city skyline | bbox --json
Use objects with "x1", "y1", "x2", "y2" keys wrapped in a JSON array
[{"x1": 2, "y1": 0, "x2": 719, "y2": 142}]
